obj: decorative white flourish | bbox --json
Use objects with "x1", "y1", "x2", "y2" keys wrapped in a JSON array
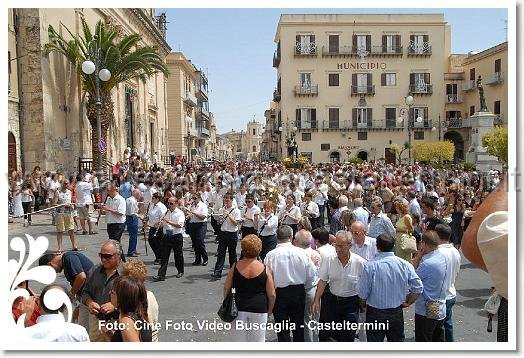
[
  {"x1": 8, "y1": 234, "x2": 73, "y2": 341},
  {"x1": 409, "y1": 40, "x2": 431, "y2": 54}
]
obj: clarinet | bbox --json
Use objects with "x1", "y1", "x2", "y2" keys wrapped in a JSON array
[
  {"x1": 153, "y1": 210, "x2": 169, "y2": 237},
  {"x1": 96, "y1": 195, "x2": 109, "y2": 226},
  {"x1": 142, "y1": 202, "x2": 151, "y2": 255}
]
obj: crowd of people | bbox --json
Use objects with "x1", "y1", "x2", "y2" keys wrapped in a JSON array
[{"x1": 9, "y1": 156, "x2": 507, "y2": 343}]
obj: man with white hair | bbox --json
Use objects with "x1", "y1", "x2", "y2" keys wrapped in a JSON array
[
  {"x1": 294, "y1": 229, "x2": 320, "y2": 342},
  {"x1": 350, "y1": 221, "x2": 377, "y2": 261},
  {"x1": 329, "y1": 195, "x2": 349, "y2": 235},
  {"x1": 367, "y1": 198, "x2": 396, "y2": 239},
  {"x1": 125, "y1": 189, "x2": 142, "y2": 257},
  {"x1": 352, "y1": 198, "x2": 369, "y2": 230},
  {"x1": 311, "y1": 230, "x2": 366, "y2": 342}
]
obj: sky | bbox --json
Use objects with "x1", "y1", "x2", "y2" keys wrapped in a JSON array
[{"x1": 158, "y1": 8, "x2": 508, "y2": 134}]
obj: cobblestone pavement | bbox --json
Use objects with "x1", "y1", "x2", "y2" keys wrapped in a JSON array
[{"x1": 8, "y1": 213, "x2": 497, "y2": 343}]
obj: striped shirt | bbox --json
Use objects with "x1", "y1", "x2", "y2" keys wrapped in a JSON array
[
  {"x1": 415, "y1": 250, "x2": 448, "y2": 320},
  {"x1": 358, "y1": 252, "x2": 423, "y2": 309},
  {"x1": 367, "y1": 212, "x2": 396, "y2": 238}
]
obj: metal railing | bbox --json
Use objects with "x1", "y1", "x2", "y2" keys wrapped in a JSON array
[
  {"x1": 407, "y1": 42, "x2": 432, "y2": 55},
  {"x1": 485, "y1": 72, "x2": 503, "y2": 85},
  {"x1": 273, "y1": 51, "x2": 281, "y2": 67},
  {"x1": 321, "y1": 45, "x2": 403, "y2": 56},
  {"x1": 196, "y1": 108, "x2": 209, "y2": 119},
  {"x1": 273, "y1": 89, "x2": 281, "y2": 102},
  {"x1": 321, "y1": 120, "x2": 350, "y2": 131},
  {"x1": 294, "y1": 84, "x2": 318, "y2": 96},
  {"x1": 184, "y1": 91, "x2": 197, "y2": 107},
  {"x1": 297, "y1": 120, "x2": 319, "y2": 131},
  {"x1": 350, "y1": 85, "x2": 375, "y2": 95},
  {"x1": 446, "y1": 94, "x2": 462, "y2": 103},
  {"x1": 294, "y1": 42, "x2": 317, "y2": 56},
  {"x1": 409, "y1": 84, "x2": 433, "y2": 94},
  {"x1": 463, "y1": 80, "x2": 476, "y2": 91}
]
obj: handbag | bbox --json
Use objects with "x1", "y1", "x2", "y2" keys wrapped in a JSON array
[
  {"x1": 399, "y1": 233, "x2": 418, "y2": 254},
  {"x1": 217, "y1": 263, "x2": 238, "y2": 322},
  {"x1": 425, "y1": 257, "x2": 447, "y2": 320}
]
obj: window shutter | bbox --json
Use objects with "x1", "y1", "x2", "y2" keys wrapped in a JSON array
[
  {"x1": 410, "y1": 73, "x2": 415, "y2": 88},
  {"x1": 296, "y1": 35, "x2": 300, "y2": 43},
  {"x1": 424, "y1": 108, "x2": 429, "y2": 126},
  {"x1": 446, "y1": 84, "x2": 452, "y2": 94},
  {"x1": 410, "y1": 35, "x2": 414, "y2": 43},
  {"x1": 367, "y1": 73, "x2": 372, "y2": 90},
  {"x1": 352, "y1": 74, "x2": 357, "y2": 94},
  {"x1": 396, "y1": 35, "x2": 401, "y2": 53},
  {"x1": 423, "y1": 35, "x2": 429, "y2": 43},
  {"x1": 409, "y1": 108, "x2": 414, "y2": 122},
  {"x1": 352, "y1": 35, "x2": 357, "y2": 51},
  {"x1": 381, "y1": 73, "x2": 386, "y2": 86},
  {"x1": 367, "y1": 108, "x2": 373, "y2": 127},
  {"x1": 424, "y1": 73, "x2": 431, "y2": 84},
  {"x1": 296, "y1": 108, "x2": 301, "y2": 129},
  {"x1": 382, "y1": 35, "x2": 387, "y2": 53},
  {"x1": 311, "y1": 35, "x2": 315, "y2": 43},
  {"x1": 311, "y1": 108, "x2": 317, "y2": 128},
  {"x1": 352, "y1": 108, "x2": 358, "y2": 127},
  {"x1": 366, "y1": 35, "x2": 371, "y2": 51}
]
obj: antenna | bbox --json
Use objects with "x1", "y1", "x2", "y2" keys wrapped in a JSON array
[{"x1": 504, "y1": 19, "x2": 507, "y2": 41}]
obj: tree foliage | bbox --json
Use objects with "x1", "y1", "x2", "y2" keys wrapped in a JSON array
[
  {"x1": 390, "y1": 142, "x2": 410, "y2": 165},
  {"x1": 482, "y1": 126, "x2": 508, "y2": 163},
  {"x1": 413, "y1": 141, "x2": 455, "y2": 163}
]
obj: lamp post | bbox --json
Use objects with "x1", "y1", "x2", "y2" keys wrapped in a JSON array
[
  {"x1": 432, "y1": 114, "x2": 443, "y2": 141},
  {"x1": 185, "y1": 116, "x2": 192, "y2": 164},
  {"x1": 82, "y1": 37, "x2": 111, "y2": 183},
  {"x1": 397, "y1": 95, "x2": 422, "y2": 164}
]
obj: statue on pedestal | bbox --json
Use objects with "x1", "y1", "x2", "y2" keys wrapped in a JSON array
[{"x1": 476, "y1": 75, "x2": 489, "y2": 112}]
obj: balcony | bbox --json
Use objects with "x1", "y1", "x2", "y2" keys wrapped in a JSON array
[
  {"x1": 294, "y1": 42, "x2": 317, "y2": 56},
  {"x1": 196, "y1": 86, "x2": 208, "y2": 100},
  {"x1": 196, "y1": 108, "x2": 209, "y2": 119},
  {"x1": 321, "y1": 45, "x2": 403, "y2": 58},
  {"x1": 494, "y1": 114, "x2": 504, "y2": 125},
  {"x1": 273, "y1": 89, "x2": 281, "y2": 102},
  {"x1": 463, "y1": 80, "x2": 476, "y2": 92},
  {"x1": 407, "y1": 42, "x2": 432, "y2": 56},
  {"x1": 351, "y1": 85, "x2": 375, "y2": 96},
  {"x1": 183, "y1": 91, "x2": 197, "y2": 107},
  {"x1": 294, "y1": 84, "x2": 318, "y2": 96},
  {"x1": 446, "y1": 94, "x2": 462, "y2": 104},
  {"x1": 273, "y1": 51, "x2": 281, "y2": 67},
  {"x1": 321, "y1": 120, "x2": 350, "y2": 131},
  {"x1": 410, "y1": 118, "x2": 433, "y2": 129},
  {"x1": 409, "y1": 83, "x2": 433, "y2": 95},
  {"x1": 199, "y1": 127, "x2": 210, "y2": 137},
  {"x1": 485, "y1": 72, "x2": 503, "y2": 85},
  {"x1": 297, "y1": 120, "x2": 319, "y2": 131},
  {"x1": 447, "y1": 117, "x2": 471, "y2": 128}
]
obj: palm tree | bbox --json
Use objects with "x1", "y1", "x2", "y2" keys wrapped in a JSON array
[{"x1": 43, "y1": 16, "x2": 169, "y2": 176}]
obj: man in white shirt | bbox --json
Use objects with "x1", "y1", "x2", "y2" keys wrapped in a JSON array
[
  {"x1": 352, "y1": 198, "x2": 369, "y2": 231},
  {"x1": 264, "y1": 225, "x2": 317, "y2": 342},
  {"x1": 240, "y1": 193, "x2": 260, "y2": 238},
  {"x1": 313, "y1": 178, "x2": 328, "y2": 227},
  {"x1": 27, "y1": 284, "x2": 89, "y2": 342},
  {"x1": 294, "y1": 230, "x2": 320, "y2": 342},
  {"x1": 125, "y1": 189, "x2": 142, "y2": 257},
  {"x1": 350, "y1": 221, "x2": 377, "y2": 261},
  {"x1": 311, "y1": 230, "x2": 367, "y2": 342},
  {"x1": 147, "y1": 192, "x2": 168, "y2": 265},
  {"x1": 301, "y1": 192, "x2": 320, "y2": 229},
  {"x1": 75, "y1": 175, "x2": 94, "y2": 235},
  {"x1": 435, "y1": 223, "x2": 461, "y2": 342},
  {"x1": 153, "y1": 196, "x2": 186, "y2": 281},
  {"x1": 212, "y1": 193, "x2": 241, "y2": 280},
  {"x1": 208, "y1": 181, "x2": 227, "y2": 236},
  {"x1": 187, "y1": 192, "x2": 209, "y2": 266},
  {"x1": 101, "y1": 183, "x2": 126, "y2": 261},
  {"x1": 234, "y1": 183, "x2": 247, "y2": 209}
]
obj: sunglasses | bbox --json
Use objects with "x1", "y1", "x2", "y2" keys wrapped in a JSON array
[
  {"x1": 99, "y1": 253, "x2": 116, "y2": 260},
  {"x1": 351, "y1": 231, "x2": 362, "y2": 235},
  {"x1": 168, "y1": 202, "x2": 176, "y2": 205}
]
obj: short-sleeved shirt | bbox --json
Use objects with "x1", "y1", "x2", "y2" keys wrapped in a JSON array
[{"x1": 62, "y1": 252, "x2": 95, "y2": 294}]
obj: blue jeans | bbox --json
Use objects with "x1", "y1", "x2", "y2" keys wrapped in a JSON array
[
  {"x1": 444, "y1": 297, "x2": 456, "y2": 342},
  {"x1": 126, "y1": 215, "x2": 139, "y2": 255}
]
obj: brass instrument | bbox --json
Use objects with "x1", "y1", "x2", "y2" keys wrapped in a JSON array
[
  {"x1": 262, "y1": 180, "x2": 281, "y2": 208},
  {"x1": 153, "y1": 211, "x2": 169, "y2": 237},
  {"x1": 323, "y1": 174, "x2": 341, "y2": 199}
]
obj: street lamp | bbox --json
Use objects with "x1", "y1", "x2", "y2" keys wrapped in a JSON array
[
  {"x1": 431, "y1": 114, "x2": 443, "y2": 141},
  {"x1": 397, "y1": 95, "x2": 422, "y2": 164},
  {"x1": 82, "y1": 36, "x2": 111, "y2": 184},
  {"x1": 185, "y1": 116, "x2": 192, "y2": 164}
]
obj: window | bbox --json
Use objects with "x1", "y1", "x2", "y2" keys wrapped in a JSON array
[
  {"x1": 300, "y1": 73, "x2": 312, "y2": 89},
  {"x1": 296, "y1": 108, "x2": 316, "y2": 129},
  {"x1": 381, "y1": 73, "x2": 396, "y2": 86},
  {"x1": 470, "y1": 68, "x2": 476, "y2": 81},
  {"x1": 321, "y1": 143, "x2": 330, "y2": 151},
  {"x1": 385, "y1": 108, "x2": 396, "y2": 127},
  {"x1": 253, "y1": 129, "x2": 256, "y2": 136},
  {"x1": 383, "y1": 34, "x2": 401, "y2": 53},
  {"x1": 328, "y1": 108, "x2": 339, "y2": 129},
  {"x1": 328, "y1": 34, "x2": 339, "y2": 53},
  {"x1": 252, "y1": 145, "x2": 257, "y2": 152},
  {"x1": 8, "y1": 51, "x2": 11, "y2": 93},
  {"x1": 414, "y1": 132, "x2": 424, "y2": 140},
  {"x1": 357, "y1": 132, "x2": 368, "y2": 140},
  {"x1": 495, "y1": 59, "x2": 501, "y2": 73},
  {"x1": 411, "y1": 107, "x2": 428, "y2": 128},
  {"x1": 410, "y1": 35, "x2": 429, "y2": 54},
  {"x1": 302, "y1": 133, "x2": 312, "y2": 141},
  {"x1": 352, "y1": 73, "x2": 372, "y2": 94},
  {"x1": 301, "y1": 152, "x2": 312, "y2": 162},
  {"x1": 446, "y1": 83, "x2": 459, "y2": 102},
  {"x1": 328, "y1": 73, "x2": 339, "y2": 87},
  {"x1": 354, "y1": 35, "x2": 370, "y2": 51},
  {"x1": 296, "y1": 34, "x2": 316, "y2": 55},
  {"x1": 470, "y1": 105, "x2": 475, "y2": 116},
  {"x1": 494, "y1": 100, "x2": 501, "y2": 114}
]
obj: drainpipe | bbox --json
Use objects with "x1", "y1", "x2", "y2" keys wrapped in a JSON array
[{"x1": 13, "y1": 9, "x2": 25, "y2": 173}]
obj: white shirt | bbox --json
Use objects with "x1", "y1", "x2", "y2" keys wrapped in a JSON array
[
  {"x1": 351, "y1": 236, "x2": 378, "y2": 261},
  {"x1": 75, "y1": 181, "x2": 93, "y2": 207},
  {"x1": 27, "y1": 314, "x2": 89, "y2": 342},
  {"x1": 264, "y1": 242, "x2": 317, "y2": 289},
  {"x1": 143, "y1": 187, "x2": 157, "y2": 208},
  {"x1": 189, "y1": 201, "x2": 208, "y2": 223},
  {"x1": 438, "y1": 243, "x2": 461, "y2": 299},
  {"x1": 219, "y1": 206, "x2": 241, "y2": 232},
  {"x1": 313, "y1": 184, "x2": 328, "y2": 205},
  {"x1": 304, "y1": 247, "x2": 321, "y2": 289},
  {"x1": 258, "y1": 213, "x2": 278, "y2": 236},
  {"x1": 235, "y1": 192, "x2": 247, "y2": 208},
  {"x1": 301, "y1": 201, "x2": 320, "y2": 218},
  {"x1": 279, "y1": 205, "x2": 301, "y2": 225},
  {"x1": 106, "y1": 194, "x2": 126, "y2": 224},
  {"x1": 163, "y1": 207, "x2": 185, "y2": 235},
  {"x1": 318, "y1": 252, "x2": 366, "y2": 297},
  {"x1": 241, "y1": 205, "x2": 261, "y2": 228},
  {"x1": 317, "y1": 244, "x2": 336, "y2": 265},
  {"x1": 148, "y1": 202, "x2": 167, "y2": 226},
  {"x1": 47, "y1": 180, "x2": 60, "y2": 200},
  {"x1": 125, "y1": 196, "x2": 139, "y2": 217}
]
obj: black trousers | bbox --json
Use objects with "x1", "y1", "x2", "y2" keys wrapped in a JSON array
[
  {"x1": 415, "y1": 313, "x2": 445, "y2": 342},
  {"x1": 498, "y1": 297, "x2": 508, "y2": 342},
  {"x1": 274, "y1": 284, "x2": 306, "y2": 342},
  {"x1": 189, "y1": 222, "x2": 208, "y2": 263},
  {"x1": 317, "y1": 204, "x2": 325, "y2": 227},
  {"x1": 319, "y1": 285, "x2": 333, "y2": 342},
  {"x1": 241, "y1": 226, "x2": 257, "y2": 238},
  {"x1": 22, "y1": 202, "x2": 32, "y2": 222},
  {"x1": 259, "y1": 234, "x2": 277, "y2": 261},
  {"x1": 366, "y1": 305, "x2": 405, "y2": 342},
  {"x1": 33, "y1": 192, "x2": 42, "y2": 212},
  {"x1": 210, "y1": 215, "x2": 221, "y2": 236},
  {"x1": 107, "y1": 223, "x2": 126, "y2": 261},
  {"x1": 213, "y1": 230, "x2": 238, "y2": 275},
  {"x1": 148, "y1": 227, "x2": 164, "y2": 262},
  {"x1": 324, "y1": 293, "x2": 359, "y2": 342},
  {"x1": 157, "y1": 233, "x2": 184, "y2": 278}
]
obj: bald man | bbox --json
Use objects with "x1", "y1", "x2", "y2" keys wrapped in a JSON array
[{"x1": 125, "y1": 188, "x2": 142, "y2": 257}]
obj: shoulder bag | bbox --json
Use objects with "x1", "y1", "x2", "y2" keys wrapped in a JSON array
[{"x1": 217, "y1": 265, "x2": 238, "y2": 322}]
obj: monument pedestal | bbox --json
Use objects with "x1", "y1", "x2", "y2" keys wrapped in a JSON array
[{"x1": 465, "y1": 112, "x2": 502, "y2": 173}]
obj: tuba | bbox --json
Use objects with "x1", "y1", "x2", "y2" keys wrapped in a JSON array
[
  {"x1": 323, "y1": 174, "x2": 341, "y2": 199},
  {"x1": 262, "y1": 180, "x2": 280, "y2": 209}
]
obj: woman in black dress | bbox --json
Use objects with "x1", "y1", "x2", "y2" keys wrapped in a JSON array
[{"x1": 443, "y1": 193, "x2": 466, "y2": 249}]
